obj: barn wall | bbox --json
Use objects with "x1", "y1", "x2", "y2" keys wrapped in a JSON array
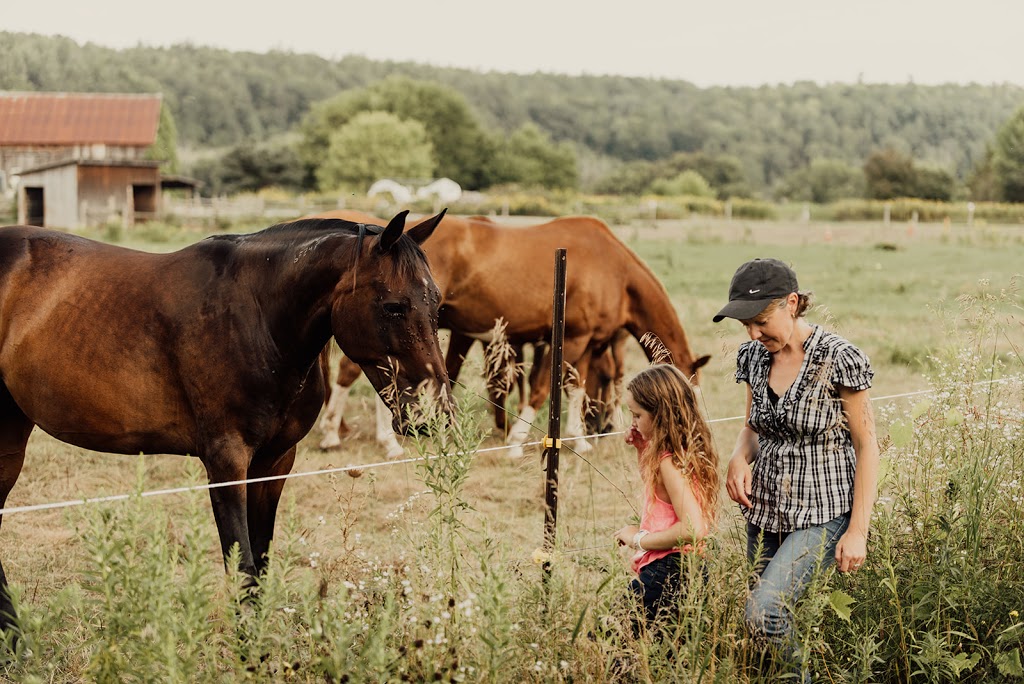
[
  {"x1": 78, "y1": 166, "x2": 161, "y2": 227},
  {"x1": 17, "y1": 165, "x2": 78, "y2": 229},
  {"x1": 0, "y1": 144, "x2": 148, "y2": 184}
]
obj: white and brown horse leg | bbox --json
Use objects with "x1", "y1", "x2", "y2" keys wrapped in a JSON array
[
  {"x1": 563, "y1": 348, "x2": 595, "y2": 453},
  {"x1": 246, "y1": 446, "x2": 297, "y2": 574},
  {"x1": 504, "y1": 344, "x2": 549, "y2": 457},
  {"x1": 0, "y1": 387, "x2": 32, "y2": 636},
  {"x1": 375, "y1": 394, "x2": 405, "y2": 459},
  {"x1": 318, "y1": 355, "x2": 362, "y2": 450}
]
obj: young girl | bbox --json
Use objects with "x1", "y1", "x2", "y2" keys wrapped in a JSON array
[{"x1": 614, "y1": 364, "x2": 720, "y2": 626}]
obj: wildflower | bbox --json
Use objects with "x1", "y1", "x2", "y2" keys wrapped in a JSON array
[
  {"x1": 531, "y1": 547, "x2": 552, "y2": 564},
  {"x1": 1011, "y1": 610, "x2": 1019, "y2": 619}
]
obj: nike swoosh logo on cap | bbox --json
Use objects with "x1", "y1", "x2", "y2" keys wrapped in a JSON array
[{"x1": 748, "y1": 288, "x2": 760, "y2": 294}]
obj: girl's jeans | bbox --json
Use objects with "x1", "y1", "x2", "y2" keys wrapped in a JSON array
[{"x1": 629, "y1": 553, "x2": 684, "y2": 624}]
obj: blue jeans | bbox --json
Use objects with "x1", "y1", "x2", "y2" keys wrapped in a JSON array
[
  {"x1": 629, "y1": 553, "x2": 684, "y2": 626},
  {"x1": 745, "y1": 512, "x2": 850, "y2": 646},
  {"x1": 627, "y1": 552, "x2": 709, "y2": 637}
]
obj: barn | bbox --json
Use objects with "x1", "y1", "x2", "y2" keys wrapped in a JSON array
[{"x1": 0, "y1": 91, "x2": 180, "y2": 229}]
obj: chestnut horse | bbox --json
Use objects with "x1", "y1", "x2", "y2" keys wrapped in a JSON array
[
  {"x1": 0, "y1": 210, "x2": 450, "y2": 634},
  {"x1": 314, "y1": 211, "x2": 709, "y2": 457}
]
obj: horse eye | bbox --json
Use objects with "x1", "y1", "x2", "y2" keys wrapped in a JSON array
[{"x1": 383, "y1": 302, "x2": 406, "y2": 317}]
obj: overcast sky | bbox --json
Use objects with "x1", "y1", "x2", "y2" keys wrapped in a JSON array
[{"x1": 5, "y1": 0, "x2": 1021, "y2": 87}]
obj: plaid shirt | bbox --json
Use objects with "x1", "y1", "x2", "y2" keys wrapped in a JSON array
[{"x1": 736, "y1": 324, "x2": 873, "y2": 532}]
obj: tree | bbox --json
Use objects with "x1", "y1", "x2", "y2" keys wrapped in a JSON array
[
  {"x1": 299, "y1": 77, "x2": 494, "y2": 189},
  {"x1": 489, "y1": 123, "x2": 578, "y2": 189},
  {"x1": 912, "y1": 166, "x2": 954, "y2": 201},
  {"x1": 779, "y1": 159, "x2": 864, "y2": 203},
  {"x1": 315, "y1": 111, "x2": 435, "y2": 192},
  {"x1": 145, "y1": 102, "x2": 180, "y2": 173},
  {"x1": 863, "y1": 148, "x2": 916, "y2": 199},
  {"x1": 650, "y1": 170, "x2": 715, "y2": 198},
  {"x1": 966, "y1": 146, "x2": 1002, "y2": 201},
  {"x1": 658, "y1": 152, "x2": 752, "y2": 199},
  {"x1": 993, "y1": 106, "x2": 1024, "y2": 202},
  {"x1": 190, "y1": 140, "x2": 308, "y2": 195}
]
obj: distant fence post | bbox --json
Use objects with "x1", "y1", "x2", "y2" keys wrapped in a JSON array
[
  {"x1": 883, "y1": 202, "x2": 891, "y2": 227},
  {"x1": 542, "y1": 248, "x2": 567, "y2": 584},
  {"x1": 967, "y1": 201, "x2": 975, "y2": 229}
]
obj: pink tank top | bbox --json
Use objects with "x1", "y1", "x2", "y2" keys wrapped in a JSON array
[{"x1": 632, "y1": 453, "x2": 703, "y2": 574}]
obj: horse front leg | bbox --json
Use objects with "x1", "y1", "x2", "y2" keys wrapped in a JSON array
[
  {"x1": 0, "y1": 392, "x2": 33, "y2": 639},
  {"x1": 444, "y1": 331, "x2": 476, "y2": 385},
  {"x1": 504, "y1": 344, "x2": 550, "y2": 456},
  {"x1": 375, "y1": 394, "x2": 405, "y2": 459},
  {"x1": 246, "y1": 447, "x2": 297, "y2": 574},
  {"x1": 203, "y1": 440, "x2": 258, "y2": 582},
  {"x1": 488, "y1": 343, "x2": 525, "y2": 433},
  {"x1": 563, "y1": 349, "x2": 595, "y2": 453},
  {"x1": 319, "y1": 355, "x2": 362, "y2": 450}
]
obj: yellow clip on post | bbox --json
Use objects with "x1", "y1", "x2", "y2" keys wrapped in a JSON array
[{"x1": 542, "y1": 437, "x2": 562, "y2": 449}]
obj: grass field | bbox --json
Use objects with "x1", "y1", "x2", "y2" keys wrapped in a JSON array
[{"x1": 1, "y1": 215, "x2": 1022, "y2": 682}]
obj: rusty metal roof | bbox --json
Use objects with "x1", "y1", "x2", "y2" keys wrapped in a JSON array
[{"x1": 0, "y1": 92, "x2": 162, "y2": 146}]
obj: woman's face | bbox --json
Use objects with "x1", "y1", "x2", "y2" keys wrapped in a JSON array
[
  {"x1": 740, "y1": 294, "x2": 798, "y2": 353},
  {"x1": 625, "y1": 390, "x2": 654, "y2": 441}
]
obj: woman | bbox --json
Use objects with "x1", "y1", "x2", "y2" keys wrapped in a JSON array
[{"x1": 713, "y1": 258, "x2": 879, "y2": 674}]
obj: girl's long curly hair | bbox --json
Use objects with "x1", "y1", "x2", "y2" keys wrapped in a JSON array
[{"x1": 626, "y1": 364, "x2": 720, "y2": 526}]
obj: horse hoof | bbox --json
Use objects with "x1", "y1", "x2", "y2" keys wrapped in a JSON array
[
  {"x1": 319, "y1": 436, "x2": 342, "y2": 451},
  {"x1": 507, "y1": 445, "x2": 524, "y2": 458},
  {"x1": 385, "y1": 446, "x2": 406, "y2": 460},
  {"x1": 505, "y1": 430, "x2": 528, "y2": 446},
  {"x1": 574, "y1": 438, "x2": 594, "y2": 453}
]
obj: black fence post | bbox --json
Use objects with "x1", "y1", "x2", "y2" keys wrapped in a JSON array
[{"x1": 542, "y1": 248, "x2": 567, "y2": 580}]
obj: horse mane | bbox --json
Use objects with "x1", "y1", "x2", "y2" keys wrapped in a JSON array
[{"x1": 208, "y1": 217, "x2": 429, "y2": 278}]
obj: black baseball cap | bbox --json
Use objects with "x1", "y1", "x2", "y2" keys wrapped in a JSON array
[{"x1": 712, "y1": 258, "x2": 799, "y2": 322}]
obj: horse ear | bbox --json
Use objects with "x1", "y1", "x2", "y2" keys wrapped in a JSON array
[
  {"x1": 378, "y1": 210, "x2": 409, "y2": 252},
  {"x1": 406, "y1": 208, "x2": 447, "y2": 245},
  {"x1": 693, "y1": 354, "x2": 712, "y2": 371}
]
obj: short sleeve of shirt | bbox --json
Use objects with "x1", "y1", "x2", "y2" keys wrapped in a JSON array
[
  {"x1": 735, "y1": 342, "x2": 753, "y2": 384},
  {"x1": 831, "y1": 343, "x2": 873, "y2": 391}
]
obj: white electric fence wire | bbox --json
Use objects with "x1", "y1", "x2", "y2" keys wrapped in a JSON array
[{"x1": 0, "y1": 375, "x2": 1015, "y2": 517}]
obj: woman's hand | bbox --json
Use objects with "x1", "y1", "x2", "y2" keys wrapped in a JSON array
[
  {"x1": 835, "y1": 527, "x2": 867, "y2": 573},
  {"x1": 614, "y1": 525, "x2": 640, "y2": 548},
  {"x1": 726, "y1": 452, "x2": 753, "y2": 507}
]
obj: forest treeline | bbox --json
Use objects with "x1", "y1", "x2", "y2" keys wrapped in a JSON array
[{"x1": 3, "y1": 31, "x2": 1024, "y2": 197}]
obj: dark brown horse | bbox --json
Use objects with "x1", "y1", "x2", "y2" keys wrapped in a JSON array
[
  {"x1": 314, "y1": 211, "x2": 708, "y2": 456},
  {"x1": 0, "y1": 210, "x2": 450, "y2": 633}
]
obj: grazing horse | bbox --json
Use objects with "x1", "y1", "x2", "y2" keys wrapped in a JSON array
[
  {"x1": 314, "y1": 211, "x2": 709, "y2": 457},
  {"x1": 0, "y1": 210, "x2": 450, "y2": 634}
]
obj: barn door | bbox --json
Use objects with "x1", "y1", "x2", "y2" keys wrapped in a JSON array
[{"x1": 25, "y1": 187, "x2": 44, "y2": 227}]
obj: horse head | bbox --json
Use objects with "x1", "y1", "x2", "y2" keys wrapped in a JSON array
[
  {"x1": 684, "y1": 354, "x2": 712, "y2": 386},
  {"x1": 330, "y1": 210, "x2": 452, "y2": 434}
]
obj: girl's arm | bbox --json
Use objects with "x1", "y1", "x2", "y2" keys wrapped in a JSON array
[
  {"x1": 726, "y1": 384, "x2": 758, "y2": 507},
  {"x1": 834, "y1": 387, "x2": 880, "y2": 573},
  {"x1": 634, "y1": 457, "x2": 709, "y2": 551}
]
